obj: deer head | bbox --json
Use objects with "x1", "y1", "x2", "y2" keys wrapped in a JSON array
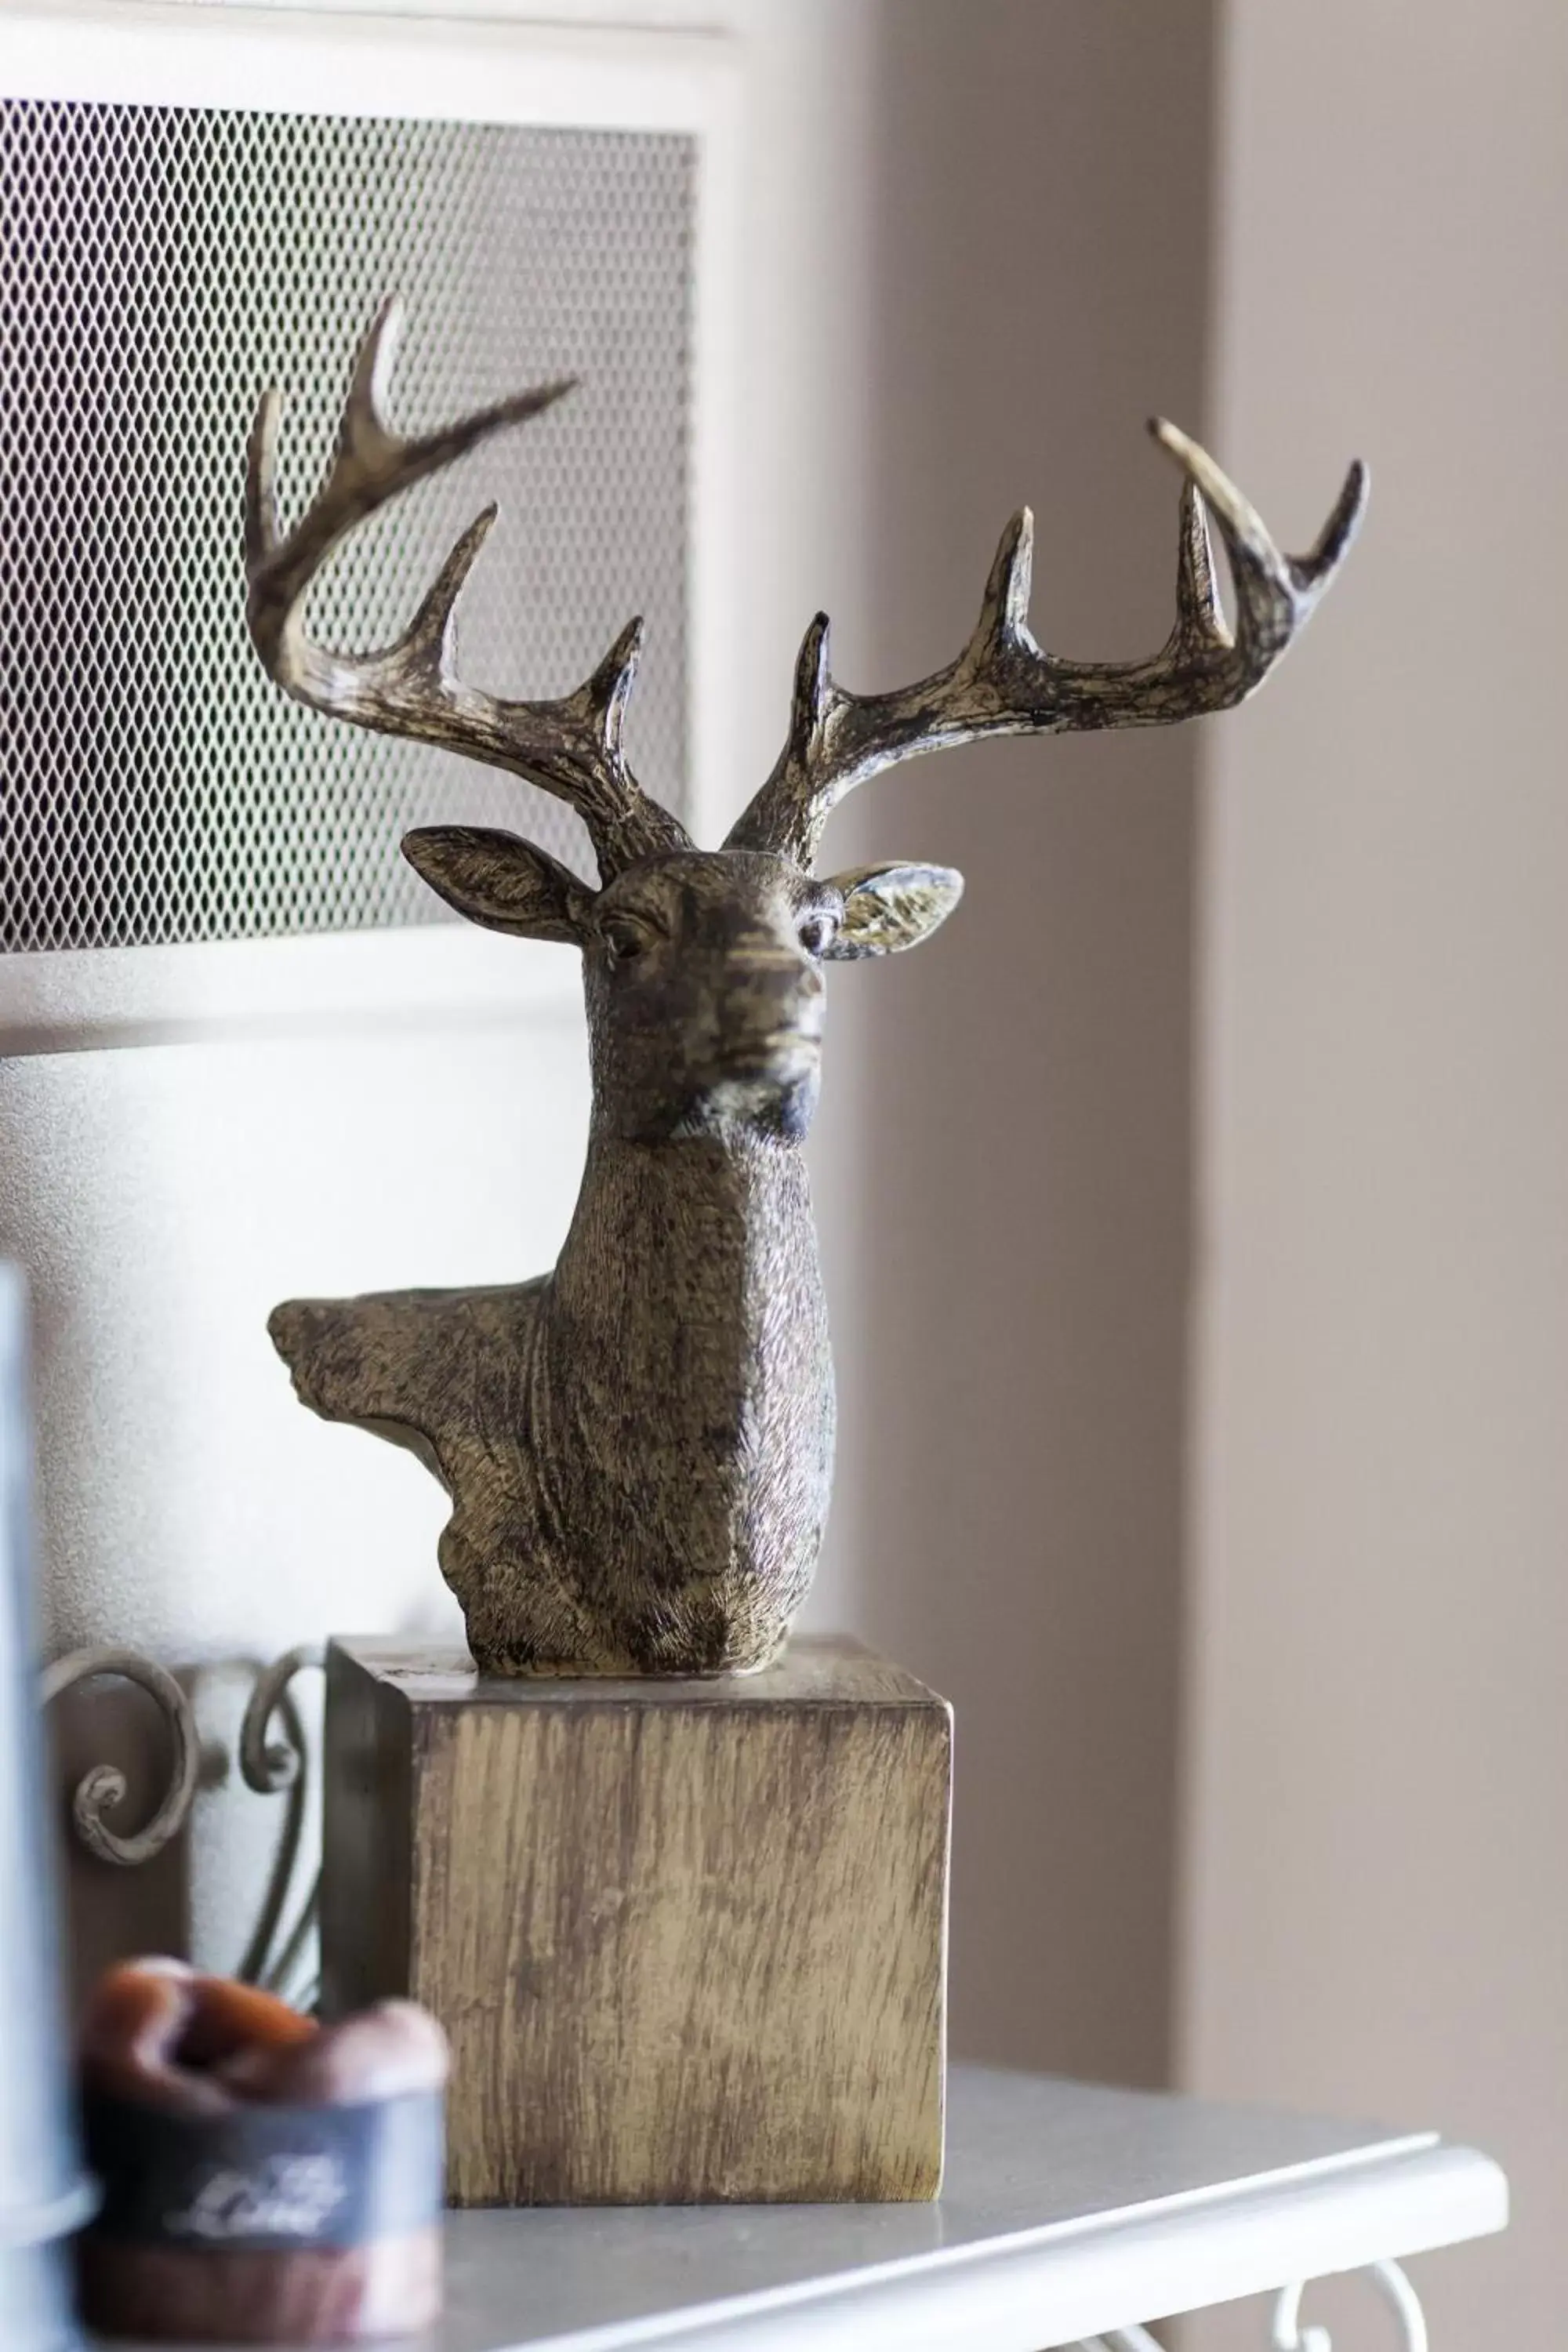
[{"x1": 246, "y1": 300, "x2": 1366, "y2": 1150}]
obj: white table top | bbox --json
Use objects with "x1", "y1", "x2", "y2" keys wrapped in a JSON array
[
  {"x1": 107, "y1": 2063, "x2": 1506, "y2": 2352},
  {"x1": 430, "y1": 2064, "x2": 1506, "y2": 2352}
]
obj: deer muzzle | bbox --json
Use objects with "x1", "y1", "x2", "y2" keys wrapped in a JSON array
[{"x1": 715, "y1": 951, "x2": 825, "y2": 1073}]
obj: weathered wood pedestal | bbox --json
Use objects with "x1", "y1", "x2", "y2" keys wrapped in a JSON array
[{"x1": 322, "y1": 1635, "x2": 951, "y2": 2207}]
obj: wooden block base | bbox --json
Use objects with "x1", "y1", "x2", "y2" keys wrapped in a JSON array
[{"x1": 322, "y1": 1635, "x2": 950, "y2": 2205}]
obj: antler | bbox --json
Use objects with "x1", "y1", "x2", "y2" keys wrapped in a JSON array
[
  {"x1": 727, "y1": 420, "x2": 1368, "y2": 868},
  {"x1": 245, "y1": 298, "x2": 691, "y2": 880}
]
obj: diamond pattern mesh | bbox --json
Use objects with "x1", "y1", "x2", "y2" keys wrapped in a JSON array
[{"x1": 0, "y1": 100, "x2": 694, "y2": 951}]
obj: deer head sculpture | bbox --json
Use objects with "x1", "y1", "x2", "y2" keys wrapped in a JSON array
[{"x1": 252, "y1": 299, "x2": 1365, "y2": 1675}]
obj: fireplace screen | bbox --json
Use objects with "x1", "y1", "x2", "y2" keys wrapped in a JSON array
[{"x1": 0, "y1": 98, "x2": 694, "y2": 952}]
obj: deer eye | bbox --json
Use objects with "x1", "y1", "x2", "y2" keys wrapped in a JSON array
[
  {"x1": 601, "y1": 916, "x2": 650, "y2": 964},
  {"x1": 797, "y1": 912, "x2": 837, "y2": 957}
]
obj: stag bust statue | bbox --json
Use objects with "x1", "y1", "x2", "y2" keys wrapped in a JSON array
[{"x1": 249, "y1": 300, "x2": 1364, "y2": 1676}]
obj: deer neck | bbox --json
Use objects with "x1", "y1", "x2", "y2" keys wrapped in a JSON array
[
  {"x1": 523, "y1": 1122, "x2": 833, "y2": 1661},
  {"x1": 549, "y1": 1126, "x2": 824, "y2": 1363},
  {"x1": 541, "y1": 1120, "x2": 829, "y2": 1526}
]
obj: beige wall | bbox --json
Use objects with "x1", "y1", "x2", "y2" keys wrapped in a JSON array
[
  {"x1": 1182, "y1": 4, "x2": 1568, "y2": 2342},
  {"x1": 812, "y1": 0, "x2": 1214, "y2": 2091}
]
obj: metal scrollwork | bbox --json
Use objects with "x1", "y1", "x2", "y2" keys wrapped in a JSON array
[
  {"x1": 1273, "y1": 2261, "x2": 1428, "y2": 2352},
  {"x1": 40, "y1": 1640, "x2": 325, "y2": 2007},
  {"x1": 1073, "y1": 2329, "x2": 1166, "y2": 2350},
  {"x1": 39, "y1": 1645, "x2": 201, "y2": 1867},
  {"x1": 1069, "y1": 2270, "x2": 1429, "y2": 2352},
  {"x1": 235, "y1": 1643, "x2": 325, "y2": 2002},
  {"x1": 239, "y1": 1641, "x2": 321, "y2": 1797}
]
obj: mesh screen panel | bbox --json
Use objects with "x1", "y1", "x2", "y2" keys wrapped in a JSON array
[{"x1": 0, "y1": 100, "x2": 694, "y2": 951}]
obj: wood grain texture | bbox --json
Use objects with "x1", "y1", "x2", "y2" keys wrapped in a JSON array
[{"x1": 321, "y1": 1635, "x2": 950, "y2": 2205}]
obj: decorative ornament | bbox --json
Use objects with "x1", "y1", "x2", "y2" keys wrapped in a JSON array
[{"x1": 249, "y1": 299, "x2": 1365, "y2": 1675}]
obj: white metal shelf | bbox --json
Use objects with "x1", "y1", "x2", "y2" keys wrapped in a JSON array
[
  {"x1": 113, "y1": 2063, "x2": 1501, "y2": 2351},
  {"x1": 430, "y1": 2064, "x2": 1504, "y2": 2351}
]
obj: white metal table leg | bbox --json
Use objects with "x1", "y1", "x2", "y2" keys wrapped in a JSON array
[
  {"x1": 1071, "y1": 2329, "x2": 1166, "y2": 2351},
  {"x1": 1272, "y1": 2259, "x2": 1428, "y2": 2351},
  {"x1": 1067, "y1": 2259, "x2": 1428, "y2": 2352}
]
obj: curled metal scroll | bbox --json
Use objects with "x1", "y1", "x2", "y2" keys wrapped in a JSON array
[
  {"x1": 1273, "y1": 2261, "x2": 1428, "y2": 2352},
  {"x1": 236, "y1": 1643, "x2": 325, "y2": 2002},
  {"x1": 239, "y1": 1642, "x2": 322, "y2": 1797},
  {"x1": 39, "y1": 1646, "x2": 201, "y2": 1867},
  {"x1": 39, "y1": 1642, "x2": 325, "y2": 2006}
]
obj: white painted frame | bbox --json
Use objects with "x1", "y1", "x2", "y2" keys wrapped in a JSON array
[{"x1": 0, "y1": 0, "x2": 741, "y2": 1052}]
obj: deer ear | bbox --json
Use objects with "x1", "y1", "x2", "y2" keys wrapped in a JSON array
[
  {"x1": 821, "y1": 862, "x2": 964, "y2": 959},
  {"x1": 402, "y1": 826, "x2": 593, "y2": 944}
]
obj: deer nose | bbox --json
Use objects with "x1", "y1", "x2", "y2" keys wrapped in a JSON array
[
  {"x1": 724, "y1": 946, "x2": 825, "y2": 1032},
  {"x1": 732, "y1": 946, "x2": 823, "y2": 996},
  {"x1": 732, "y1": 947, "x2": 811, "y2": 978}
]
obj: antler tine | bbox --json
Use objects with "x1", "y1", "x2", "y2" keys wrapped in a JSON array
[
  {"x1": 1151, "y1": 419, "x2": 1368, "y2": 669},
  {"x1": 726, "y1": 426, "x2": 1367, "y2": 869},
  {"x1": 974, "y1": 503, "x2": 1036, "y2": 652},
  {"x1": 1170, "y1": 477, "x2": 1229, "y2": 654},
  {"x1": 245, "y1": 299, "x2": 691, "y2": 879}
]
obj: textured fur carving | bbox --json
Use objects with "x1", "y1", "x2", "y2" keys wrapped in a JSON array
[{"x1": 248, "y1": 302, "x2": 1364, "y2": 1673}]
